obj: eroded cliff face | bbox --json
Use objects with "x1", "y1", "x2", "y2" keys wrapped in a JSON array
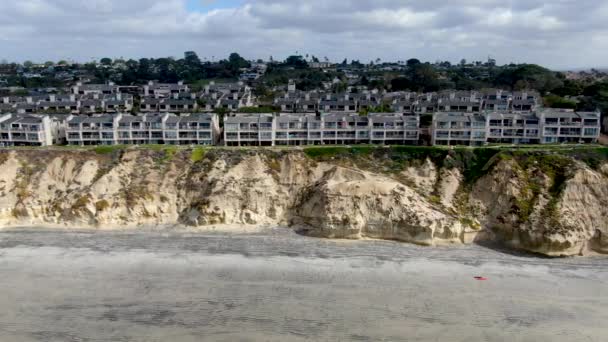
[{"x1": 0, "y1": 147, "x2": 606, "y2": 257}]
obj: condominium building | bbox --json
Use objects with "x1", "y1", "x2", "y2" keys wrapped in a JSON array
[
  {"x1": 538, "y1": 109, "x2": 601, "y2": 144},
  {"x1": 66, "y1": 113, "x2": 220, "y2": 146},
  {"x1": 224, "y1": 114, "x2": 274, "y2": 146},
  {"x1": 369, "y1": 113, "x2": 420, "y2": 144},
  {"x1": 66, "y1": 115, "x2": 119, "y2": 145},
  {"x1": 142, "y1": 81, "x2": 189, "y2": 97},
  {"x1": 432, "y1": 109, "x2": 601, "y2": 146},
  {"x1": 224, "y1": 113, "x2": 420, "y2": 146},
  {"x1": 432, "y1": 113, "x2": 487, "y2": 146},
  {"x1": 0, "y1": 114, "x2": 57, "y2": 146},
  {"x1": 486, "y1": 112, "x2": 541, "y2": 144},
  {"x1": 71, "y1": 82, "x2": 119, "y2": 95}
]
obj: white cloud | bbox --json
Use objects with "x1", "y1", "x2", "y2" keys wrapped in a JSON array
[{"x1": 0, "y1": 0, "x2": 606, "y2": 69}]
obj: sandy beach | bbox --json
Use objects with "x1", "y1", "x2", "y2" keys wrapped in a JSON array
[{"x1": 0, "y1": 227, "x2": 606, "y2": 341}]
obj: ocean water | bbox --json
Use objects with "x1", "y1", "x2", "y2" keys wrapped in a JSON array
[{"x1": 0, "y1": 227, "x2": 606, "y2": 341}]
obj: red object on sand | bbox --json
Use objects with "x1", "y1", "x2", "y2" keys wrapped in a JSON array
[{"x1": 474, "y1": 276, "x2": 488, "y2": 281}]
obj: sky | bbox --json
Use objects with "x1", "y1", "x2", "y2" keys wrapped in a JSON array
[{"x1": 0, "y1": 0, "x2": 606, "y2": 70}]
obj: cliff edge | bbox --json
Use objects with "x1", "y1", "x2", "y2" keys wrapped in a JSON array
[{"x1": 0, "y1": 146, "x2": 606, "y2": 257}]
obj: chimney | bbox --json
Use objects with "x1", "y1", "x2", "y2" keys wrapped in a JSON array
[
  {"x1": 178, "y1": 81, "x2": 184, "y2": 86},
  {"x1": 49, "y1": 94, "x2": 56, "y2": 102}
]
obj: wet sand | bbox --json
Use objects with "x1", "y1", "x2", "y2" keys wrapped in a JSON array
[{"x1": 0, "y1": 228, "x2": 606, "y2": 341}]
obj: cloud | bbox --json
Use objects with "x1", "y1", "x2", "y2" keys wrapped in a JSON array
[{"x1": 0, "y1": 0, "x2": 606, "y2": 69}]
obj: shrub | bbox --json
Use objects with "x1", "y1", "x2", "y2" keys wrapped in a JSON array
[
  {"x1": 94, "y1": 145, "x2": 124, "y2": 155},
  {"x1": 95, "y1": 200, "x2": 110, "y2": 212},
  {"x1": 190, "y1": 147, "x2": 206, "y2": 163}
]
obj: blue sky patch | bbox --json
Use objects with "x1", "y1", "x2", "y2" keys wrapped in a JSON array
[{"x1": 186, "y1": 0, "x2": 244, "y2": 12}]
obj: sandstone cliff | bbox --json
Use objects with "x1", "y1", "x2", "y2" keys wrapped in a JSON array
[{"x1": 0, "y1": 146, "x2": 606, "y2": 257}]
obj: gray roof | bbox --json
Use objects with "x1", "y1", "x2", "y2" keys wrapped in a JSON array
[
  {"x1": 68, "y1": 115, "x2": 115, "y2": 124},
  {"x1": 225, "y1": 114, "x2": 273, "y2": 124}
]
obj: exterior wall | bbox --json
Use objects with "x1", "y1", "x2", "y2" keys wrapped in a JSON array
[
  {"x1": 0, "y1": 114, "x2": 56, "y2": 146},
  {"x1": 67, "y1": 114, "x2": 219, "y2": 146},
  {"x1": 225, "y1": 114, "x2": 421, "y2": 146}
]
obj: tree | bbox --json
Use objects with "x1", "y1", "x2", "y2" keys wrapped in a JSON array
[
  {"x1": 44, "y1": 61, "x2": 54, "y2": 67},
  {"x1": 544, "y1": 95, "x2": 577, "y2": 109},
  {"x1": 406, "y1": 58, "x2": 421, "y2": 67},
  {"x1": 552, "y1": 80, "x2": 583, "y2": 97},
  {"x1": 495, "y1": 64, "x2": 563, "y2": 93},
  {"x1": 284, "y1": 55, "x2": 308, "y2": 69},
  {"x1": 23, "y1": 61, "x2": 34, "y2": 68},
  {"x1": 100, "y1": 58, "x2": 112, "y2": 66},
  {"x1": 228, "y1": 53, "x2": 250, "y2": 70},
  {"x1": 460, "y1": 59, "x2": 467, "y2": 66}
]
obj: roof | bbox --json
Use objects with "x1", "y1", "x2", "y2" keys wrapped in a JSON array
[
  {"x1": 435, "y1": 112, "x2": 486, "y2": 123},
  {"x1": 68, "y1": 115, "x2": 115, "y2": 124},
  {"x1": 225, "y1": 114, "x2": 273, "y2": 124},
  {"x1": 180, "y1": 114, "x2": 214, "y2": 123}
]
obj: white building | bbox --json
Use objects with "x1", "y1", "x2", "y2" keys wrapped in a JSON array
[
  {"x1": 0, "y1": 114, "x2": 57, "y2": 146},
  {"x1": 224, "y1": 112, "x2": 420, "y2": 146},
  {"x1": 66, "y1": 113, "x2": 220, "y2": 146}
]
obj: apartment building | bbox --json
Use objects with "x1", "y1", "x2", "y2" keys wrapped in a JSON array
[
  {"x1": 224, "y1": 113, "x2": 421, "y2": 146},
  {"x1": 0, "y1": 114, "x2": 57, "y2": 146},
  {"x1": 432, "y1": 113, "x2": 487, "y2": 146},
  {"x1": 432, "y1": 109, "x2": 601, "y2": 146},
  {"x1": 67, "y1": 113, "x2": 219, "y2": 146},
  {"x1": 369, "y1": 113, "x2": 420, "y2": 144},
  {"x1": 512, "y1": 91, "x2": 540, "y2": 112},
  {"x1": 71, "y1": 82, "x2": 119, "y2": 95},
  {"x1": 486, "y1": 112, "x2": 541, "y2": 144},
  {"x1": 538, "y1": 109, "x2": 601, "y2": 144},
  {"x1": 164, "y1": 113, "x2": 219, "y2": 145},
  {"x1": 437, "y1": 91, "x2": 482, "y2": 112},
  {"x1": 224, "y1": 114, "x2": 274, "y2": 146},
  {"x1": 142, "y1": 81, "x2": 189, "y2": 97},
  {"x1": 66, "y1": 114, "x2": 119, "y2": 145}
]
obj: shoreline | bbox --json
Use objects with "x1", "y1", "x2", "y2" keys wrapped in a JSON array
[{"x1": 0, "y1": 223, "x2": 277, "y2": 234}]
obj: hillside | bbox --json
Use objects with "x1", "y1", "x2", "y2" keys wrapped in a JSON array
[{"x1": 0, "y1": 145, "x2": 607, "y2": 257}]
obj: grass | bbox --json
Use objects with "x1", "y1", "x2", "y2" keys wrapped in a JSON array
[
  {"x1": 190, "y1": 147, "x2": 206, "y2": 163},
  {"x1": 93, "y1": 145, "x2": 125, "y2": 155}
]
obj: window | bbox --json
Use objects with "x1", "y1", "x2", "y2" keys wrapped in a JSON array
[
  {"x1": 544, "y1": 127, "x2": 558, "y2": 135},
  {"x1": 225, "y1": 124, "x2": 238, "y2": 131},
  {"x1": 584, "y1": 128, "x2": 598, "y2": 136}
]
